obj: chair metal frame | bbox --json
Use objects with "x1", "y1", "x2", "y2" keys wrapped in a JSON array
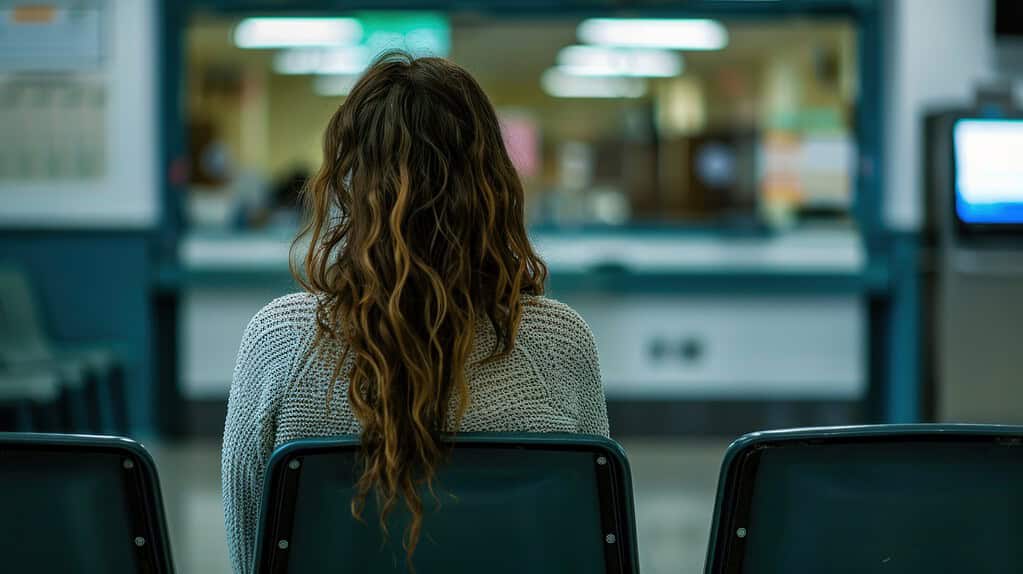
[
  {"x1": 0, "y1": 432, "x2": 175, "y2": 574},
  {"x1": 704, "y1": 423, "x2": 1023, "y2": 574}
]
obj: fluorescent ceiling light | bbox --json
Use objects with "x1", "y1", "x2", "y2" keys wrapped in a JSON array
[
  {"x1": 314, "y1": 75, "x2": 361, "y2": 96},
  {"x1": 556, "y1": 45, "x2": 683, "y2": 78},
  {"x1": 273, "y1": 47, "x2": 372, "y2": 75},
  {"x1": 233, "y1": 18, "x2": 362, "y2": 49},
  {"x1": 541, "y1": 68, "x2": 647, "y2": 99},
  {"x1": 577, "y1": 18, "x2": 728, "y2": 51}
]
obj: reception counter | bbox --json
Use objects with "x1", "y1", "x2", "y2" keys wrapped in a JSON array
[{"x1": 164, "y1": 226, "x2": 876, "y2": 406}]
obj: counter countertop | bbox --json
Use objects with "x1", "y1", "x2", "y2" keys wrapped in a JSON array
[
  {"x1": 163, "y1": 227, "x2": 883, "y2": 294},
  {"x1": 178, "y1": 227, "x2": 865, "y2": 273}
]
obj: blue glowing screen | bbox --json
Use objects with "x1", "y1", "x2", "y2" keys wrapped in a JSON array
[{"x1": 954, "y1": 119, "x2": 1023, "y2": 224}]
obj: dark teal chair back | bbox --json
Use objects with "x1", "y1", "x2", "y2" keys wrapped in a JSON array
[
  {"x1": 705, "y1": 424, "x2": 1023, "y2": 574},
  {"x1": 255, "y1": 433, "x2": 638, "y2": 574},
  {"x1": 0, "y1": 433, "x2": 174, "y2": 573}
]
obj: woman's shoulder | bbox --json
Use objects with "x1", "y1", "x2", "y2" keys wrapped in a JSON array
[
  {"x1": 519, "y1": 295, "x2": 596, "y2": 351},
  {"x1": 240, "y1": 292, "x2": 319, "y2": 353},
  {"x1": 522, "y1": 294, "x2": 585, "y2": 321},
  {"x1": 250, "y1": 292, "x2": 318, "y2": 325}
]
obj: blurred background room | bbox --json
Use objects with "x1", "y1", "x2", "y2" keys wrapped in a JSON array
[{"x1": 2, "y1": 0, "x2": 1022, "y2": 572}]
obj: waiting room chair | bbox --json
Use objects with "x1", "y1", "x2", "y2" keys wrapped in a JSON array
[
  {"x1": 0, "y1": 432, "x2": 174, "y2": 573},
  {"x1": 704, "y1": 424, "x2": 1023, "y2": 574},
  {"x1": 0, "y1": 370, "x2": 62, "y2": 431},
  {"x1": 0, "y1": 265, "x2": 127, "y2": 434},
  {"x1": 255, "y1": 433, "x2": 639, "y2": 574}
]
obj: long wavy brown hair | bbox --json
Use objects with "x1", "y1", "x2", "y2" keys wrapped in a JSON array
[{"x1": 293, "y1": 51, "x2": 547, "y2": 556}]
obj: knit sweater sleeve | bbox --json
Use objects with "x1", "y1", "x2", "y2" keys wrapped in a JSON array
[
  {"x1": 519, "y1": 298, "x2": 610, "y2": 437},
  {"x1": 221, "y1": 295, "x2": 308, "y2": 574},
  {"x1": 573, "y1": 313, "x2": 610, "y2": 437}
]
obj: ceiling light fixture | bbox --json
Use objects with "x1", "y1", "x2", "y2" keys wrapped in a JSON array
[
  {"x1": 541, "y1": 68, "x2": 648, "y2": 99},
  {"x1": 556, "y1": 45, "x2": 683, "y2": 77},
  {"x1": 273, "y1": 47, "x2": 372, "y2": 75},
  {"x1": 233, "y1": 18, "x2": 362, "y2": 49},
  {"x1": 577, "y1": 18, "x2": 728, "y2": 51}
]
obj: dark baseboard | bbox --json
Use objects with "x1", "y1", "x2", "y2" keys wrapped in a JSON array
[{"x1": 180, "y1": 398, "x2": 865, "y2": 441}]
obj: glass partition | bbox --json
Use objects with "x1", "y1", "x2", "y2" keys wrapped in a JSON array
[{"x1": 184, "y1": 12, "x2": 857, "y2": 231}]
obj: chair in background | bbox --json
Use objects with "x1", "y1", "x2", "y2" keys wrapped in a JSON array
[
  {"x1": 0, "y1": 265, "x2": 127, "y2": 434},
  {"x1": 0, "y1": 432, "x2": 174, "y2": 573},
  {"x1": 705, "y1": 424, "x2": 1023, "y2": 574},
  {"x1": 0, "y1": 370, "x2": 62, "y2": 431},
  {"x1": 255, "y1": 433, "x2": 639, "y2": 574}
]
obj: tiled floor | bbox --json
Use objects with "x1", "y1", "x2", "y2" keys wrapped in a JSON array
[{"x1": 150, "y1": 438, "x2": 729, "y2": 574}]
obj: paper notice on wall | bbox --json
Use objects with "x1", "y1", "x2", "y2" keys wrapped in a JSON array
[
  {"x1": 0, "y1": 3, "x2": 105, "y2": 72},
  {"x1": 799, "y1": 136, "x2": 854, "y2": 208},
  {"x1": 499, "y1": 111, "x2": 541, "y2": 180},
  {"x1": 0, "y1": 79, "x2": 106, "y2": 180},
  {"x1": 760, "y1": 133, "x2": 854, "y2": 210}
]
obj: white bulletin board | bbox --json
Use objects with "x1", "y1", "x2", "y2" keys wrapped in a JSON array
[{"x1": 0, "y1": 0, "x2": 158, "y2": 229}]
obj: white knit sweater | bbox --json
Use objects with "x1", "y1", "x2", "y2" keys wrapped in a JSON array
[{"x1": 221, "y1": 292, "x2": 609, "y2": 573}]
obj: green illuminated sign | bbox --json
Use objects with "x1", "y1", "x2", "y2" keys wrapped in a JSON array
[{"x1": 356, "y1": 12, "x2": 450, "y2": 58}]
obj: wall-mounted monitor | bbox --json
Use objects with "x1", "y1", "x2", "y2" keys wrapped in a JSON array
[{"x1": 953, "y1": 118, "x2": 1023, "y2": 235}]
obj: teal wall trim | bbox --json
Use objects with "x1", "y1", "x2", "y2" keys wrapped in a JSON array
[{"x1": 883, "y1": 233, "x2": 921, "y2": 423}]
